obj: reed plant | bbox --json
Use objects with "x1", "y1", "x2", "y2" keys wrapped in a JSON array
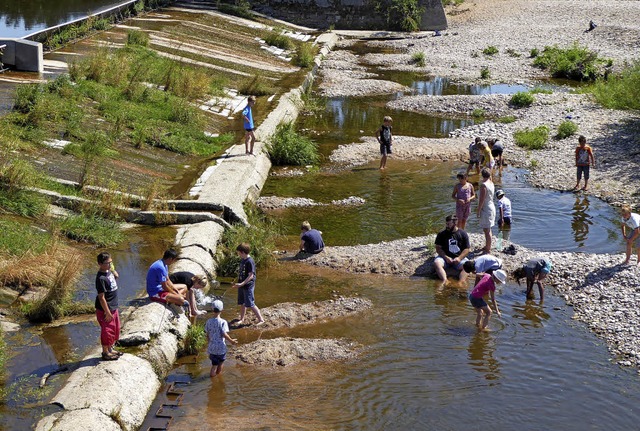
[
  {"x1": 264, "y1": 31, "x2": 295, "y2": 51},
  {"x1": 586, "y1": 61, "x2": 640, "y2": 110},
  {"x1": 126, "y1": 29, "x2": 150, "y2": 47},
  {"x1": 182, "y1": 322, "x2": 207, "y2": 356},
  {"x1": 0, "y1": 220, "x2": 51, "y2": 258},
  {"x1": 293, "y1": 43, "x2": 318, "y2": 68},
  {"x1": 239, "y1": 75, "x2": 275, "y2": 96},
  {"x1": 267, "y1": 122, "x2": 320, "y2": 166},
  {"x1": 55, "y1": 214, "x2": 124, "y2": 247},
  {"x1": 514, "y1": 125, "x2": 549, "y2": 150},
  {"x1": 0, "y1": 160, "x2": 48, "y2": 217}
]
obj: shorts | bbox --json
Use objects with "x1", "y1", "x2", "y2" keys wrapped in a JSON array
[
  {"x1": 434, "y1": 256, "x2": 468, "y2": 271},
  {"x1": 209, "y1": 353, "x2": 226, "y2": 366},
  {"x1": 238, "y1": 285, "x2": 256, "y2": 307},
  {"x1": 498, "y1": 217, "x2": 512, "y2": 227},
  {"x1": 491, "y1": 148, "x2": 503, "y2": 158},
  {"x1": 468, "y1": 159, "x2": 480, "y2": 166},
  {"x1": 245, "y1": 128, "x2": 255, "y2": 132},
  {"x1": 577, "y1": 165, "x2": 590, "y2": 181},
  {"x1": 625, "y1": 232, "x2": 640, "y2": 247},
  {"x1": 469, "y1": 294, "x2": 488, "y2": 309},
  {"x1": 149, "y1": 290, "x2": 170, "y2": 304},
  {"x1": 380, "y1": 142, "x2": 392, "y2": 156}
]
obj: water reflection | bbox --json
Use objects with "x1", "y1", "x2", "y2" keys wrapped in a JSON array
[
  {"x1": 511, "y1": 300, "x2": 551, "y2": 328},
  {"x1": 468, "y1": 331, "x2": 501, "y2": 381},
  {"x1": 571, "y1": 194, "x2": 593, "y2": 246}
]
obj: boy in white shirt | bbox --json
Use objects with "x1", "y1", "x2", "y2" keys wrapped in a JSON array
[
  {"x1": 205, "y1": 300, "x2": 238, "y2": 377},
  {"x1": 621, "y1": 205, "x2": 640, "y2": 265}
]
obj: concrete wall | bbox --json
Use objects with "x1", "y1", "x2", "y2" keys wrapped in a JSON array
[
  {"x1": 0, "y1": 39, "x2": 43, "y2": 72},
  {"x1": 248, "y1": 0, "x2": 447, "y2": 31}
]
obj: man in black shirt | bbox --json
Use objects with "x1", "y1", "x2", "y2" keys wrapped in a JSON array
[{"x1": 434, "y1": 215, "x2": 470, "y2": 282}]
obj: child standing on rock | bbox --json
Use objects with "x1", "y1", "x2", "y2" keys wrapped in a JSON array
[
  {"x1": 232, "y1": 243, "x2": 265, "y2": 326},
  {"x1": 573, "y1": 135, "x2": 595, "y2": 191},
  {"x1": 452, "y1": 172, "x2": 475, "y2": 230},
  {"x1": 242, "y1": 95, "x2": 256, "y2": 155},
  {"x1": 205, "y1": 299, "x2": 237, "y2": 377},
  {"x1": 95, "y1": 252, "x2": 122, "y2": 361},
  {"x1": 468, "y1": 270, "x2": 506, "y2": 330},
  {"x1": 376, "y1": 116, "x2": 393, "y2": 170}
]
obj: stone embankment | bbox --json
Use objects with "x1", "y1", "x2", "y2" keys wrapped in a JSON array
[
  {"x1": 35, "y1": 31, "x2": 344, "y2": 431},
  {"x1": 300, "y1": 234, "x2": 640, "y2": 369}
]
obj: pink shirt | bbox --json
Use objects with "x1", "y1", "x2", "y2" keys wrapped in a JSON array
[{"x1": 470, "y1": 273, "x2": 496, "y2": 298}]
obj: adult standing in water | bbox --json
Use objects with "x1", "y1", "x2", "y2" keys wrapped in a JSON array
[
  {"x1": 434, "y1": 214, "x2": 470, "y2": 282},
  {"x1": 476, "y1": 168, "x2": 496, "y2": 254}
]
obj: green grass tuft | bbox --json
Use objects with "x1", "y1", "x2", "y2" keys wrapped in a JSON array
[
  {"x1": 483, "y1": 46, "x2": 499, "y2": 56},
  {"x1": 514, "y1": 125, "x2": 549, "y2": 150},
  {"x1": 264, "y1": 31, "x2": 294, "y2": 51},
  {"x1": 533, "y1": 43, "x2": 611, "y2": 81},
  {"x1": 293, "y1": 43, "x2": 318, "y2": 68},
  {"x1": 267, "y1": 122, "x2": 320, "y2": 166},
  {"x1": 411, "y1": 52, "x2": 426, "y2": 67},
  {"x1": 556, "y1": 120, "x2": 578, "y2": 139},
  {"x1": 56, "y1": 215, "x2": 125, "y2": 247},
  {"x1": 182, "y1": 323, "x2": 207, "y2": 356},
  {"x1": 480, "y1": 66, "x2": 490, "y2": 79},
  {"x1": 586, "y1": 62, "x2": 640, "y2": 110},
  {"x1": 509, "y1": 91, "x2": 535, "y2": 107},
  {"x1": 497, "y1": 115, "x2": 516, "y2": 124},
  {"x1": 0, "y1": 220, "x2": 51, "y2": 257}
]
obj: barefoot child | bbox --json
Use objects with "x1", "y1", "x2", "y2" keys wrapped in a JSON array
[
  {"x1": 621, "y1": 205, "x2": 640, "y2": 265},
  {"x1": 242, "y1": 96, "x2": 256, "y2": 155},
  {"x1": 469, "y1": 269, "x2": 506, "y2": 330},
  {"x1": 573, "y1": 135, "x2": 595, "y2": 191},
  {"x1": 466, "y1": 137, "x2": 482, "y2": 176},
  {"x1": 452, "y1": 172, "x2": 475, "y2": 230},
  {"x1": 376, "y1": 116, "x2": 393, "y2": 170},
  {"x1": 512, "y1": 257, "x2": 552, "y2": 301},
  {"x1": 232, "y1": 243, "x2": 265, "y2": 325},
  {"x1": 205, "y1": 300, "x2": 237, "y2": 377},
  {"x1": 95, "y1": 252, "x2": 122, "y2": 361}
]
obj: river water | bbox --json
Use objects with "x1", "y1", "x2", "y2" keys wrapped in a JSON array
[{"x1": 138, "y1": 45, "x2": 635, "y2": 430}]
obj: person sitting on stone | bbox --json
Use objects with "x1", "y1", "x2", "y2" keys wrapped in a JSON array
[
  {"x1": 434, "y1": 214, "x2": 470, "y2": 282},
  {"x1": 146, "y1": 249, "x2": 190, "y2": 314},
  {"x1": 300, "y1": 221, "x2": 325, "y2": 254},
  {"x1": 169, "y1": 271, "x2": 208, "y2": 316}
]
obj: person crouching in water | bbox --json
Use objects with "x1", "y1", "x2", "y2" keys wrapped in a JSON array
[
  {"x1": 205, "y1": 300, "x2": 237, "y2": 378},
  {"x1": 469, "y1": 269, "x2": 506, "y2": 330},
  {"x1": 512, "y1": 257, "x2": 552, "y2": 301},
  {"x1": 300, "y1": 221, "x2": 325, "y2": 254}
]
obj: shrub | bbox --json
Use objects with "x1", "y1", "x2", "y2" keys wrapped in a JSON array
[
  {"x1": 0, "y1": 189, "x2": 48, "y2": 217},
  {"x1": 0, "y1": 160, "x2": 48, "y2": 217},
  {"x1": 497, "y1": 115, "x2": 516, "y2": 124},
  {"x1": 506, "y1": 48, "x2": 521, "y2": 58},
  {"x1": 264, "y1": 31, "x2": 294, "y2": 51},
  {"x1": 216, "y1": 206, "x2": 280, "y2": 276},
  {"x1": 388, "y1": 0, "x2": 425, "y2": 32},
  {"x1": 509, "y1": 91, "x2": 535, "y2": 107},
  {"x1": 411, "y1": 52, "x2": 426, "y2": 67},
  {"x1": 514, "y1": 125, "x2": 549, "y2": 150},
  {"x1": 126, "y1": 29, "x2": 149, "y2": 47},
  {"x1": 472, "y1": 108, "x2": 485, "y2": 118},
  {"x1": 292, "y1": 43, "x2": 317, "y2": 68},
  {"x1": 13, "y1": 84, "x2": 42, "y2": 114},
  {"x1": 480, "y1": 66, "x2": 490, "y2": 79},
  {"x1": 587, "y1": 61, "x2": 640, "y2": 110},
  {"x1": 217, "y1": 0, "x2": 254, "y2": 20},
  {"x1": 483, "y1": 46, "x2": 499, "y2": 56},
  {"x1": 556, "y1": 120, "x2": 578, "y2": 139},
  {"x1": 533, "y1": 43, "x2": 610, "y2": 81},
  {"x1": 267, "y1": 122, "x2": 320, "y2": 166},
  {"x1": 182, "y1": 323, "x2": 206, "y2": 356}
]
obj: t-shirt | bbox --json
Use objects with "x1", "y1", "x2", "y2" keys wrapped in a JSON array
[
  {"x1": 301, "y1": 229, "x2": 325, "y2": 253},
  {"x1": 474, "y1": 255, "x2": 502, "y2": 273},
  {"x1": 146, "y1": 259, "x2": 168, "y2": 297},
  {"x1": 242, "y1": 104, "x2": 254, "y2": 129},
  {"x1": 575, "y1": 145, "x2": 593, "y2": 166},
  {"x1": 379, "y1": 125, "x2": 392, "y2": 145},
  {"x1": 238, "y1": 256, "x2": 256, "y2": 289},
  {"x1": 497, "y1": 197, "x2": 512, "y2": 219},
  {"x1": 435, "y1": 228, "x2": 470, "y2": 259},
  {"x1": 493, "y1": 141, "x2": 504, "y2": 151},
  {"x1": 95, "y1": 270, "x2": 118, "y2": 312},
  {"x1": 524, "y1": 258, "x2": 548, "y2": 278},
  {"x1": 622, "y1": 213, "x2": 640, "y2": 230},
  {"x1": 469, "y1": 143, "x2": 481, "y2": 162},
  {"x1": 169, "y1": 271, "x2": 194, "y2": 289},
  {"x1": 470, "y1": 273, "x2": 496, "y2": 298},
  {"x1": 205, "y1": 316, "x2": 230, "y2": 355}
]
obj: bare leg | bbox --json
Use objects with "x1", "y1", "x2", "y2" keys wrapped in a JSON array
[
  {"x1": 244, "y1": 132, "x2": 250, "y2": 154},
  {"x1": 475, "y1": 308, "x2": 483, "y2": 328},
  {"x1": 458, "y1": 269, "x2": 468, "y2": 282},
  {"x1": 483, "y1": 227, "x2": 492, "y2": 253},
  {"x1": 249, "y1": 132, "x2": 255, "y2": 154},
  {"x1": 480, "y1": 305, "x2": 492, "y2": 329},
  {"x1": 251, "y1": 305, "x2": 265, "y2": 324},
  {"x1": 434, "y1": 260, "x2": 447, "y2": 282},
  {"x1": 624, "y1": 241, "x2": 631, "y2": 264},
  {"x1": 537, "y1": 282, "x2": 545, "y2": 302},
  {"x1": 458, "y1": 219, "x2": 466, "y2": 230},
  {"x1": 380, "y1": 155, "x2": 387, "y2": 170},
  {"x1": 238, "y1": 305, "x2": 247, "y2": 323}
]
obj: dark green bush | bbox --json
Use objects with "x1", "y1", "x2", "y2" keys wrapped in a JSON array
[
  {"x1": 126, "y1": 29, "x2": 149, "y2": 47},
  {"x1": 483, "y1": 46, "x2": 499, "y2": 56},
  {"x1": 556, "y1": 120, "x2": 578, "y2": 139},
  {"x1": 509, "y1": 91, "x2": 535, "y2": 107},
  {"x1": 388, "y1": 0, "x2": 425, "y2": 32},
  {"x1": 267, "y1": 122, "x2": 320, "y2": 166},
  {"x1": 587, "y1": 62, "x2": 640, "y2": 110},
  {"x1": 533, "y1": 43, "x2": 610, "y2": 81},
  {"x1": 514, "y1": 125, "x2": 549, "y2": 150},
  {"x1": 217, "y1": 1, "x2": 254, "y2": 20},
  {"x1": 293, "y1": 43, "x2": 317, "y2": 68},
  {"x1": 264, "y1": 31, "x2": 294, "y2": 51},
  {"x1": 480, "y1": 66, "x2": 490, "y2": 79}
]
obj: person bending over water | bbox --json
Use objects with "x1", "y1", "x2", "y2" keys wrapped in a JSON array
[
  {"x1": 469, "y1": 270, "x2": 506, "y2": 330},
  {"x1": 512, "y1": 257, "x2": 552, "y2": 301}
]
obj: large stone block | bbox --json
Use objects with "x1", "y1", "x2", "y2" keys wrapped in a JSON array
[
  {"x1": 35, "y1": 408, "x2": 122, "y2": 431},
  {"x1": 15, "y1": 39, "x2": 43, "y2": 73}
]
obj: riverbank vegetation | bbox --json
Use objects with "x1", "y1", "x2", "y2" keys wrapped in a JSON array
[
  {"x1": 533, "y1": 43, "x2": 612, "y2": 81},
  {"x1": 267, "y1": 122, "x2": 320, "y2": 166},
  {"x1": 514, "y1": 125, "x2": 550, "y2": 150},
  {"x1": 182, "y1": 322, "x2": 207, "y2": 355},
  {"x1": 586, "y1": 62, "x2": 640, "y2": 110}
]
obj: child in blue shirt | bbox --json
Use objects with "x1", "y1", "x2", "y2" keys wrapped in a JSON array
[
  {"x1": 242, "y1": 96, "x2": 256, "y2": 155},
  {"x1": 232, "y1": 243, "x2": 265, "y2": 325}
]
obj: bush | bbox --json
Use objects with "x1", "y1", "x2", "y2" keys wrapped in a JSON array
[
  {"x1": 13, "y1": 84, "x2": 42, "y2": 114},
  {"x1": 182, "y1": 323, "x2": 206, "y2": 356},
  {"x1": 388, "y1": 0, "x2": 425, "y2": 32},
  {"x1": 533, "y1": 43, "x2": 610, "y2": 81},
  {"x1": 529, "y1": 48, "x2": 539, "y2": 58},
  {"x1": 509, "y1": 91, "x2": 535, "y2": 107},
  {"x1": 480, "y1": 66, "x2": 490, "y2": 79},
  {"x1": 483, "y1": 46, "x2": 499, "y2": 56},
  {"x1": 411, "y1": 52, "x2": 426, "y2": 67},
  {"x1": 267, "y1": 122, "x2": 320, "y2": 166},
  {"x1": 217, "y1": 0, "x2": 254, "y2": 20},
  {"x1": 472, "y1": 108, "x2": 485, "y2": 118},
  {"x1": 126, "y1": 29, "x2": 149, "y2": 47},
  {"x1": 587, "y1": 61, "x2": 640, "y2": 110},
  {"x1": 514, "y1": 125, "x2": 549, "y2": 150},
  {"x1": 264, "y1": 31, "x2": 294, "y2": 51},
  {"x1": 506, "y1": 48, "x2": 521, "y2": 58},
  {"x1": 292, "y1": 43, "x2": 317, "y2": 68},
  {"x1": 497, "y1": 115, "x2": 516, "y2": 124},
  {"x1": 556, "y1": 120, "x2": 578, "y2": 139},
  {"x1": 216, "y1": 206, "x2": 280, "y2": 276}
]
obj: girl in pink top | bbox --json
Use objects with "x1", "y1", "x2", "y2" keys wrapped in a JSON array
[
  {"x1": 469, "y1": 270, "x2": 506, "y2": 330},
  {"x1": 452, "y1": 173, "x2": 475, "y2": 230}
]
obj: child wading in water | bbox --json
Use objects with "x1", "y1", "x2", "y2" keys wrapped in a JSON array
[
  {"x1": 376, "y1": 116, "x2": 393, "y2": 170},
  {"x1": 232, "y1": 243, "x2": 265, "y2": 325},
  {"x1": 620, "y1": 205, "x2": 640, "y2": 265},
  {"x1": 205, "y1": 300, "x2": 237, "y2": 377},
  {"x1": 452, "y1": 172, "x2": 475, "y2": 230},
  {"x1": 469, "y1": 269, "x2": 506, "y2": 330}
]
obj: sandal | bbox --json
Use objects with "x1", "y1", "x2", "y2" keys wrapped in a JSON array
[
  {"x1": 101, "y1": 352, "x2": 119, "y2": 361},
  {"x1": 111, "y1": 350, "x2": 124, "y2": 357}
]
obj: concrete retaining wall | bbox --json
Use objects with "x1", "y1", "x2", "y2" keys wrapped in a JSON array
[{"x1": 0, "y1": 39, "x2": 43, "y2": 72}]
